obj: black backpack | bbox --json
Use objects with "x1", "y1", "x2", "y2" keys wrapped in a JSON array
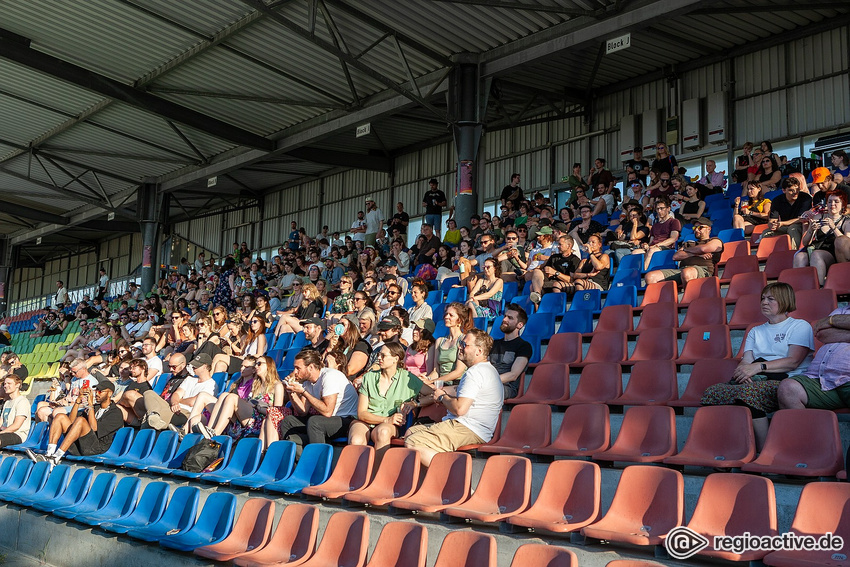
[{"x1": 181, "y1": 439, "x2": 221, "y2": 472}]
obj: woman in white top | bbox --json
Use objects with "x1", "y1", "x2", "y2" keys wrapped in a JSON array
[
  {"x1": 211, "y1": 317, "x2": 268, "y2": 375},
  {"x1": 407, "y1": 281, "x2": 433, "y2": 325},
  {"x1": 0, "y1": 374, "x2": 30, "y2": 447}
]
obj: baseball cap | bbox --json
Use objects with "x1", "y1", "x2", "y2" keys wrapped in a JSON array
[
  {"x1": 365, "y1": 196, "x2": 375, "y2": 202},
  {"x1": 553, "y1": 221, "x2": 569, "y2": 233},
  {"x1": 191, "y1": 353, "x2": 213, "y2": 369},
  {"x1": 300, "y1": 317, "x2": 324, "y2": 327},
  {"x1": 377, "y1": 315, "x2": 402, "y2": 330},
  {"x1": 692, "y1": 217, "x2": 713, "y2": 227},
  {"x1": 537, "y1": 226, "x2": 554, "y2": 236},
  {"x1": 413, "y1": 318, "x2": 436, "y2": 334},
  {"x1": 108, "y1": 313, "x2": 120, "y2": 320},
  {"x1": 132, "y1": 342, "x2": 143, "y2": 349},
  {"x1": 0, "y1": 324, "x2": 7, "y2": 332},
  {"x1": 384, "y1": 258, "x2": 398, "y2": 267},
  {"x1": 95, "y1": 379, "x2": 116, "y2": 393},
  {"x1": 811, "y1": 167, "x2": 831, "y2": 184}
]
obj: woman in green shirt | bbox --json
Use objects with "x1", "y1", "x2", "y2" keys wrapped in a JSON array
[{"x1": 348, "y1": 342, "x2": 432, "y2": 457}]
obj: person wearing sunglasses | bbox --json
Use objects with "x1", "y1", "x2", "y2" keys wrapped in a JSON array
[
  {"x1": 212, "y1": 316, "x2": 268, "y2": 375},
  {"x1": 651, "y1": 143, "x2": 678, "y2": 176}
]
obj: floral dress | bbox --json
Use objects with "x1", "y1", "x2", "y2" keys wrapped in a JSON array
[
  {"x1": 331, "y1": 292, "x2": 354, "y2": 314},
  {"x1": 471, "y1": 283, "x2": 502, "y2": 319},
  {"x1": 213, "y1": 269, "x2": 237, "y2": 312}
]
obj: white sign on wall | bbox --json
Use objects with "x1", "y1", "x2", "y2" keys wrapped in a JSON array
[
  {"x1": 606, "y1": 33, "x2": 631, "y2": 55},
  {"x1": 356, "y1": 123, "x2": 371, "y2": 138}
]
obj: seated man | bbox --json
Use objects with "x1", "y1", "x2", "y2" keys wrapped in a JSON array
[
  {"x1": 121, "y1": 354, "x2": 189, "y2": 427},
  {"x1": 489, "y1": 305, "x2": 531, "y2": 400},
  {"x1": 405, "y1": 328, "x2": 503, "y2": 467},
  {"x1": 526, "y1": 234, "x2": 581, "y2": 303},
  {"x1": 142, "y1": 353, "x2": 216, "y2": 431},
  {"x1": 28, "y1": 378, "x2": 122, "y2": 467},
  {"x1": 644, "y1": 217, "x2": 723, "y2": 286},
  {"x1": 777, "y1": 308, "x2": 850, "y2": 410}
]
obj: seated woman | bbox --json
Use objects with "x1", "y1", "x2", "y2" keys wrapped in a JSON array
[
  {"x1": 677, "y1": 183, "x2": 706, "y2": 225},
  {"x1": 572, "y1": 234, "x2": 611, "y2": 292},
  {"x1": 327, "y1": 275, "x2": 356, "y2": 322},
  {"x1": 348, "y1": 342, "x2": 432, "y2": 458},
  {"x1": 35, "y1": 362, "x2": 73, "y2": 422},
  {"x1": 31, "y1": 311, "x2": 66, "y2": 338},
  {"x1": 701, "y1": 283, "x2": 814, "y2": 450},
  {"x1": 273, "y1": 283, "x2": 324, "y2": 337},
  {"x1": 423, "y1": 303, "x2": 474, "y2": 389},
  {"x1": 211, "y1": 317, "x2": 268, "y2": 375},
  {"x1": 732, "y1": 182, "x2": 771, "y2": 235},
  {"x1": 465, "y1": 258, "x2": 504, "y2": 319},
  {"x1": 793, "y1": 190, "x2": 850, "y2": 285},
  {"x1": 407, "y1": 281, "x2": 433, "y2": 325},
  {"x1": 326, "y1": 316, "x2": 371, "y2": 384},
  {"x1": 164, "y1": 322, "x2": 198, "y2": 364},
  {"x1": 405, "y1": 319, "x2": 436, "y2": 379}
]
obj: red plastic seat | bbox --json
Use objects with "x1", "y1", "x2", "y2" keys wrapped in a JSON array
[
  {"x1": 432, "y1": 532, "x2": 496, "y2": 567},
  {"x1": 684, "y1": 473, "x2": 777, "y2": 561},
  {"x1": 505, "y1": 461, "x2": 600, "y2": 534},
  {"x1": 727, "y1": 295, "x2": 767, "y2": 330},
  {"x1": 364, "y1": 522, "x2": 426, "y2": 567},
  {"x1": 533, "y1": 404, "x2": 610, "y2": 457},
  {"x1": 233, "y1": 503, "x2": 319, "y2": 567},
  {"x1": 627, "y1": 327, "x2": 677, "y2": 362},
  {"x1": 581, "y1": 465, "x2": 684, "y2": 546},
  {"x1": 676, "y1": 324, "x2": 732, "y2": 364},
  {"x1": 195, "y1": 498, "x2": 276, "y2": 562},
  {"x1": 637, "y1": 281, "x2": 678, "y2": 310},
  {"x1": 668, "y1": 358, "x2": 738, "y2": 408},
  {"x1": 478, "y1": 404, "x2": 551, "y2": 455},
  {"x1": 441, "y1": 456, "x2": 531, "y2": 523},
  {"x1": 302, "y1": 445, "x2": 374, "y2": 500},
  {"x1": 505, "y1": 363, "x2": 569, "y2": 405},
  {"x1": 609, "y1": 360, "x2": 677, "y2": 406},
  {"x1": 509, "y1": 545, "x2": 577, "y2": 567},
  {"x1": 530, "y1": 332, "x2": 581, "y2": 368},
  {"x1": 764, "y1": 249, "x2": 797, "y2": 279},
  {"x1": 557, "y1": 363, "x2": 621, "y2": 406},
  {"x1": 735, "y1": 323, "x2": 759, "y2": 360},
  {"x1": 679, "y1": 276, "x2": 720, "y2": 307},
  {"x1": 456, "y1": 413, "x2": 501, "y2": 452},
  {"x1": 750, "y1": 223, "x2": 768, "y2": 244},
  {"x1": 718, "y1": 239, "x2": 751, "y2": 266},
  {"x1": 604, "y1": 562, "x2": 666, "y2": 567},
  {"x1": 343, "y1": 448, "x2": 420, "y2": 506},
  {"x1": 297, "y1": 512, "x2": 369, "y2": 567},
  {"x1": 824, "y1": 261, "x2": 850, "y2": 295},
  {"x1": 763, "y1": 482, "x2": 850, "y2": 567},
  {"x1": 573, "y1": 331, "x2": 627, "y2": 367},
  {"x1": 663, "y1": 406, "x2": 755, "y2": 468},
  {"x1": 631, "y1": 301, "x2": 678, "y2": 334},
  {"x1": 592, "y1": 406, "x2": 677, "y2": 463},
  {"x1": 790, "y1": 288, "x2": 837, "y2": 323},
  {"x1": 678, "y1": 297, "x2": 727, "y2": 331},
  {"x1": 720, "y1": 253, "x2": 759, "y2": 284},
  {"x1": 389, "y1": 452, "x2": 471, "y2": 514},
  {"x1": 779, "y1": 266, "x2": 820, "y2": 290},
  {"x1": 756, "y1": 234, "x2": 793, "y2": 262},
  {"x1": 588, "y1": 304, "x2": 633, "y2": 335},
  {"x1": 725, "y1": 271, "x2": 767, "y2": 304},
  {"x1": 741, "y1": 409, "x2": 844, "y2": 477}
]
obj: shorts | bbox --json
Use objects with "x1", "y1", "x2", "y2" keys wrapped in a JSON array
[
  {"x1": 788, "y1": 375, "x2": 850, "y2": 410},
  {"x1": 68, "y1": 430, "x2": 112, "y2": 456},
  {"x1": 404, "y1": 419, "x2": 484, "y2": 452},
  {"x1": 655, "y1": 265, "x2": 712, "y2": 283}
]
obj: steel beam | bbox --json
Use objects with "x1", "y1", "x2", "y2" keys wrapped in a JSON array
[
  {"x1": 285, "y1": 147, "x2": 392, "y2": 172},
  {"x1": 0, "y1": 35, "x2": 274, "y2": 151},
  {"x1": 430, "y1": 0, "x2": 601, "y2": 17}
]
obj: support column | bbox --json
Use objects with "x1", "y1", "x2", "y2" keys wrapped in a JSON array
[
  {"x1": 138, "y1": 182, "x2": 165, "y2": 294},
  {"x1": 0, "y1": 238, "x2": 12, "y2": 315},
  {"x1": 450, "y1": 57, "x2": 488, "y2": 230}
]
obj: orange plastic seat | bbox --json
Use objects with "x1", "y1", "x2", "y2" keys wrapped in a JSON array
[
  {"x1": 676, "y1": 324, "x2": 731, "y2": 364},
  {"x1": 718, "y1": 239, "x2": 751, "y2": 266},
  {"x1": 763, "y1": 482, "x2": 850, "y2": 567},
  {"x1": 389, "y1": 452, "x2": 471, "y2": 514},
  {"x1": 610, "y1": 360, "x2": 677, "y2": 406},
  {"x1": 530, "y1": 332, "x2": 581, "y2": 368},
  {"x1": 195, "y1": 498, "x2": 276, "y2": 562},
  {"x1": 364, "y1": 522, "x2": 426, "y2": 567},
  {"x1": 790, "y1": 288, "x2": 837, "y2": 323},
  {"x1": 478, "y1": 404, "x2": 551, "y2": 455},
  {"x1": 756, "y1": 234, "x2": 793, "y2": 262},
  {"x1": 592, "y1": 405, "x2": 677, "y2": 463},
  {"x1": 727, "y1": 295, "x2": 767, "y2": 329},
  {"x1": 725, "y1": 271, "x2": 767, "y2": 304},
  {"x1": 668, "y1": 358, "x2": 738, "y2": 408},
  {"x1": 678, "y1": 297, "x2": 726, "y2": 331},
  {"x1": 679, "y1": 276, "x2": 720, "y2": 307},
  {"x1": 302, "y1": 445, "x2": 374, "y2": 500},
  {"x1": 631, "y1": 301, "x2": 677, "y2": 334},
  {"x1": 588, "y1": 304, "x2": 633, "y2": 335},
  {"x1": 557, "y1": 363, "x2": 621, "y2": 406},
  {"x1": 750, "y1": 223, "x2": 768, "y2": 244},
  {"x1": 506, "y1": 363, "x2": 569, "y2": 405},
  {"x1": 296, "y1": 512, "x2": 369, "y2": 567},
  {"x1": 627, "y1": 327, "x2": 677, "y2": 362},
  {"x1": 509, "y1": 544, "x2": 577, "y2": 567},
  {"x1": 456, "y1": 412, "x2": 501, "y2": 452},
  {"x1": 683, "y1": 473, "x2": 777, "y2": 561},
  {"x1": 763, "y1": 249, "x2": 796, "y2": 279},
  {"x1": 533, "y1": 404, "x2": 610, "y2": 457},
  {"x1": 573, "y1": 331, "x2": 627, "y2": 367},
  {"x1": 824, "y1": 261, "x2": 850, "y2": 295},
  {"x1": 735, "y1": 323, "x2": 759, "y2": 360},
  {"x1": 440, "y1": 456, "x2": 531, "y2": 523},
  {"x1": 664, "y1": 406, "x2": 755, "y2": 468},
  {"x1": 720, "y1": 253, "x2": 759, "y2": 284},
  {"x1": 742, "y1": 409, "x2": 844, "y2": 477},
  {"x1": 432, "y1": 531, "x2": 496, "y2": 567},
  {"x1": 581, "y1": 465, "x2": 684, "y2": 546},
  {"x1": 779, "y1": 266, "x2": 820, "y2": 290},
  {"x1": 637, "y1": 281, "x2": 678, "y2": 310},
  {"x1": 505, "y1": 461, "x2": 600, "y2": 534},
  {"x1": 233, "y1": 503, "x2": 319, "y2": 567},
  {"x1": 343, "y1": 448, "x2": 419, "y2": 506},
  {"x1": 604, "y1": 562, "x2": 666, "y2": 567}
]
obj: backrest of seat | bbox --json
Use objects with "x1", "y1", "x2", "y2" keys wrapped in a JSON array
[
  {"x1": 825, "y1": 262, "x2": 850, "y2": 295},
  {"x1": 195, "y1": 492, "x2": 237, "y2": 538},
  {"x1": 370, "y1": 448, "x2": 420, "y2": 495},
  {"x1": 471, "y1": 456, "x2": 531, "y2": 510},
  {"x1": 677, "y1": 359, "x2": 738, "y2": 402},
  {"x1": 758, "y1": 409, "x2": 843, "y2": 467},
  {"x1": 326, "y1": 445, "x2": 374, "y2": 488},
  {"x1": 679, "y1": 325, "x2": 731, "y2": 359},
  {"x1": 679, "y1": 297, "x2": 727, "y2": 329},
  {"x1": 594, "y1": 304, "x2": 634, "y2": 333},
  {"x1": 606, "y1": 466, "x2": 684, "y2": 527},
  {"x1": 166, "y1": 433, "x2": 203, "y2": 469},
  {"x1": 629, "y1": 327, "x2": 677, "y2": 361},
  {"x1": 611, "y1": 406, "x2": 676, "y2": 453},
  {"x1": 539, "y1": 333, "x2": 581, "y2": 365},
  {"x1": 640, "y1": 281, "x2": 678, "y2": 307},
  {"x1": 229, "y1": 498, "x2": 276, "y2": 551},
  {"x1": 161, "y1": 486, "x2": 200, "y2": 528},
  {"x1": 434, "y1": 531, "x2": 496, "y2": 567},
  {"x1": 789, "y1": 482, "x2": 850, "y2": 538},
  {"x1": 225, "y1": 438, "x2": 263, "y2": 474},
  {"x1": 367, "y1": 522, "x2": 427, "y2": 567},
  {"x1": 572, "y1": 363, "x2": 622, "y2": 402},
  {"x1": 634, "y1": 301, "x2": 677, "y2": 332},
  {"x1": 417, "y1": 451, "x2": 471, "y2": 505},
  {"x1": 688, "y1": 473, "x2": 776, "y2": 535},
  {"x1": 719, "y1": 240, "x2": 750, "y2": 264},
  {"x1": 680, "y1": 277, "x2": 720, "y2": 304},
  {"x1": 778, "y1": 266, "x2": 820, "y2": 291},
  {"x1": 790, "y1": 288, "x2": 837, "y2": 323},
  {"x1": 509, "y1": 544, "x2": 577, "y2": 567},
  {"x1": 313, "y1": 512, "x2": 369, "y2": 566},
  {"x1": 621, "y1": 360, "x2": 677, "y2": 401},
  {"x1": 524, "y1": 364, "x2": 569, "y2": 400},
  {"x1": 584, "y1": 331, "x2": 627, "y2": 363},
  {"x1": 496, "y1": 404, "x2": 551, "y2": 448}
]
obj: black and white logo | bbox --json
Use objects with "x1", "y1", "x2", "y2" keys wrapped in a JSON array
[{"x1": 665, "y1": 526, "x2": 710, "y2": 560}]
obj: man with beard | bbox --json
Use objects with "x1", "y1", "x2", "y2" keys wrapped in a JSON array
[{"x1": 489, "y1": 305, "x2": 531, "y2": 399}]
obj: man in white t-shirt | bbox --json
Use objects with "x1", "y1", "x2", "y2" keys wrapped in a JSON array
[
  {"x1": 145, "y1": 353, "x2": 217, "y2": 431},
  {"x1": 275, "y1": 350, "x2": 357, "y2": 453},
  {"x1": 364, "y1": 196, "x2": 384, "y2": 247},
  {"x1": 351, "y1": 211, "x2": 367, "y2": 243},
  {"x1": 406, "y1": 328, "x2": 503, "y2": 467},
  {"x1": 141, "y1": 336, "x2": 163, "y2": 382}
]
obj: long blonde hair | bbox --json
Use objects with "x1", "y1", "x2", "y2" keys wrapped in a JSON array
[{"x1": 252, "y1": 356, "x2": 280, "y2": 397}]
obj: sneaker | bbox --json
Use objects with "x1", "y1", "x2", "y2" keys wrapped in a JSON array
[
  {"x1": 25, "y1": 449, "x2": 45, "y2": 463},
  {"x1": 147, "y1": 411, "x2": 168, "y2": 430},
  {"x1": 167, "y1": 424, "x2": 184, "y2": 441},
  {"x1": 529, "y1": 292, "x2": 541, "y2": 305},
  {"x1": 196, "y1": 423, "x2": 214, "y2": 440},
  {"x1": 47, "y1": 454, "x2": 61, "y2": 471}
]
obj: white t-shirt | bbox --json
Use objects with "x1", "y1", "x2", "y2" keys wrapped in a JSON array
[
  {"x1": 744, "y1": 317, "x2": 814, "y2": 376},
  {"x1": 449, "y1": 361, "x2": 504, "y2": 441},
  {"x1": 305, "y1": 368, "x2": 358, "y2": 417},
  {"x1": 365, "y1": 208, "x2": 384, "y2": 235},
  {"x1": 351, "y1": 219, "x2": 367, "y2": 242},
  {"x1": 1, "y1": 396, "x2": 30, "y2": 442},
  {"x1": 99, "y1": 274, "x2": 109, "y2": 288},
  {"x1": 146, "y1": 355, "x2": 163, "y2": 378},
  {"x1": 177, "y1": 377, "x2": 217, "y2": 412}
]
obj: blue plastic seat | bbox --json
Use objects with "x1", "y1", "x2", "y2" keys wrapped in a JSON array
[
  {"x1": 537, "y1": 293, "x2": 567, "y2": 316},
  {"x1": 403, "y1": 294, "x2": 415, "y2": 309},
  {"x1": 9, "y1": 464, "x2": 70, "y2": 506},
  {"x1": 610, "y1": 267, "x2": 641, "y2": 289},
  {"x1": 98, "y1": 482, "x2": 170, "y2": 534},
  {"x1": 726, "y1": 184, "x2": 743, "y2": 200},
  {"x1": 211, "y1": 372, "x2": 229, "y2": 393},
  {"x1": 267, "y1": 350, "x2": 286, "y2": 368},
  {"x1": 502, "y1": 281, "x2": 519, "y2": 303},
  {"x1": 67, "y1": 427, "x2": 134, "y2": 463},
  {"x1": 426, "y1": 290, "x2": 443, "y2": 305},
  {"x1": 150, "y1": 372, "x2": 171, "y2": 395},
  {"x1": 281, "y1": 349, "x2": 299, "y2": 372},
  {"x1": 602, "y1": 285, "x2": 638, "y2": 309},
  {"x1": 159, "y1": 492, "x2": 237, "y2": 551},
  {"x1": 0, "y1": 456, "x2": 18, "y2": 485},
  {"x1": 489, "y1": 316, "x2": 505, "y2": 340},
  {"x1": 440, "y1": 278, "x2": 459, "y2": 294},
  {"x1": 7, "y1": 421, "x2": 47, "y2": 452},
  {"x1": 30, "y1": 468, "x2": 93, "y2": 512},
  {"x1": 557, "y1": 310, "x2": 593, "y2": 334},
  {"x1": 274, "y1": 332, "x2": 294, "y2": 351},
  {"x1": 96, "y1": 428, "x2": 155, "y2": 466},
  {"x1": 591, "y1": 212, "x2": 609, "y2": 225},
  {"x1": 678, "y1": 226, "x2": 695, "y2": 243},
  {"x1": 0, "y1": 460, "x2": 49, "y2": 500},
  {"x1": 445, "y1": 287, "x2": 467, "y2": 303},
  {"x1": 289, "y1": 331, "x2": 308, "y2": 350},
  {"x1": 717, "y1": 228, "x2": 745, "y2": 242},
  {"x1": 643, "y1": 249, "x2": 677, "y2": 273},
  {"x1": 224, "y1": 372, "x2": 242, "y2": 392},
  {"x1": 614, "y1": 253, "x2": 643, "y2": 274},
  {"x1": 473, "y1": 317, "x2": 488, "y2": 330},
  {"x1": 511, "y1": 295, "x2": 535, "y2": 315},
  {"x1": 569, "y1": 289, "x2": 601, "y2": 311},
  {"x1": 74, "y1": 476, "x2": 142, "y2": 525},
  {"x1": 525, "y1": 312, "x2": 556, "y2": 338},
  {"x1": 201, "y1": 438, "x2": 263, "y2": 484},
  {"x1": 145, "y1": 433, "x2": 202, "y2": 474},
  {"x1": 125, "y1": 431, "x2": 180, "y2": 471},
  {"x1": 30, "y1": 394, "x2": 46, "y2": 418},
  {"x1": 170, "y1": 436, "x2": 233, "y2": 480},
  {"x1": 765, "y1": 188, "x2": 782, "y2": 200},
  {"x1": 264, "y1": 443, "x2": 333, "y2": 494},
  {"x1": 230, "y1": 441, "x2": 297, "y2": 490},
  {"x1": 125, "y1": 486, "x2": 200, "y2": 541},
  {"x1": 432, "y1": 320, "x2": 448, "y2": 338},
  {"x1": 431, "y1": 302, "x2": 446, "y2": 322},
  {"x1": 703, "y1": 193, "x2": 726, "y2": 208},
  {"x1": 0, "y1": 459, "x2": 33, "y2": 495},
  {"x1": 525, "y1": 334, "x2": 546, "y2": 365},
  {"x1": 52, "y1": 472, "x2": 117, "y2": 519}
]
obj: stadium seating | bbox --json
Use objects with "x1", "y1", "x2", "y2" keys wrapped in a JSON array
[
  {"x1": 170, "y1": 436, "x2": 234, "y2": 480},
  {"x1": 51, "y1": 472, "x2": 118, "y2": 519},
  {"x1": 627, "y1": 327, "x2": 677, "y2": 362},
  {"x1": 679, "y1": 276, "x2": 720, "y2": 306},
  {"x1": 763, "y1": 249, "x2": 796, "y2": 279},
  {"x1": 637, "y1": 281, "x2": 678, "y2": 309},
  {"x1": 389, "y1": 451, "x2": 471, "y2": 514},
  {"x1": 790, "y1": 288, "x2": 837, "y2": 323},
  {"x1": 529, "y1": 332, "x2": 580, "y2": 368},
  {"x1": 145, "y1": 433, "x2": 203, "y2": 473},
  {"x1": 631, "y1": 301, "x2": 677, "y2": 333},
  {"x1": 756, "y1": 234, "x2": 793, "y2": 261},
  {"x1": 609, "y1": 360, "x2": 678, "y2": 406},
  {"x1": 364, "y1": 522, "x2": 427, "y2": 567},
  {"x1": 778, "y1": 266, "x2": 820, "y2": 290},
  {"x1": 505, "y1": 364, "x2": 569, "y2": 405},
  {"x1": 509, "y1": 545, "x2": 577, "y2": 567},
  {"x1": 432, "y1": 531, "x2": 496, "y2": 567},
  {"x1": 533, "y1": 404, "x2": 610, "y2": 458},
  {"x1": 125, "y1": 486, "x2": 201, "y2": 542},
  {"x1": 441, "y1": 456, "x2": 531, "y2": 523},
  {"x1": 678, "y1": 297, "x2": 727, "y2": 331},
  {"x1": 30, "y1": 468, "x2": 94, "y2": 513},
  {"x1": 157, "y1": 492, "x2": 238, "y2": 551},
  {"x1": 0, "y1": 459, "x2": 49, "y2": 502},
  {"x1": 7, "y1": 462, "x2": 69, "y2": 506},
  {"x1": 98, "y1": 482, "x2": 170, "y2": 534},
  {"x1": 824, "y1": 261, "x2": 850, "y2": 295},
  {"x1": 229, "y1": 440, "x2": 296, "y2": 490},
  {"x1": 302, "y1": 445, "x2": 374, "y2": 500},
  {"x1": 124, "y1": 430, "x2": 180, "y2": 471},
  {"x1": 668, "y1": 358, "x2": 738, "y2": 408},
  {"x1": 676, "y1": 324, "x2": 732, "y2": 364},
  {"x1": 193, "y1": 498, "x2": 276, "y2": 562},
  {"x1": 557, "y1": 363, "x2": 622, "y2": 405},
  {"x1": 663, "y1": 406, "x2": 756, "y2": 469},
  {"x1": 590, "y1": 304, "x2": 633, "y2": 334},
  {"x1": 592, "y1": 406, "x2": 677, "y2": 464},
  {"x1": 73, "y1": 477, "x2": 147, "y2": 526},
  {"x1": 231, "y1": 503, "x2": 319, "y2": 567},
  {"x1": 343, "y1": 448, "x2": 420, "y2": 506},
  {"x1": 573, "y1": 331, "x2": 627, "y2": 367},
  {"x1": 727, "y1": 294, "x2": 767, "y2": 329},
  {"x1": 478, "y1": 403, "x2": 551, "y2": 455}
]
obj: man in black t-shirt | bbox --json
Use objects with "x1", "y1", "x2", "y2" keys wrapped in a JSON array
[
  {"x1": 416, "y1": 224, "x2": 441, "y2": 266},
  {"x1": 624, "y1": 147, "x2": 650, "y2": 185},
  {"x1": 489, "y1": 305, "x2": 532, "y2": 400},
  {"x1": 500, "y1": 173, "x2": 524, "y2": 210},
  {"x1": 772, "y1": 178, "x2": 813, "y2": 247},
  {"x1": 527, "y1": 234, "x2": 581, "y2": 303},
  {"x1": 389, "y1": 202, "x2": 410, "y2": 235},
  {"x1": 422, "y1": 179, "x2": 447, "y2": 236},
  {"x1": 300, "y1": 318, "x2": 330, "y2": 353}
]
